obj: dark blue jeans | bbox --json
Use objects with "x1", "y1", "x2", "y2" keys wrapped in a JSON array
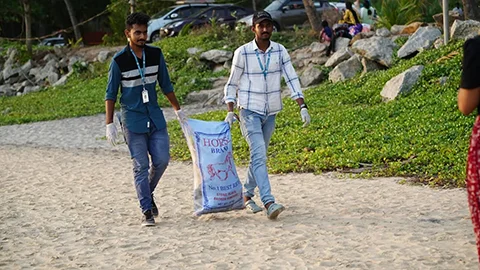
[{"x1": 124, "y1": 125, "x2": 170, "y2": 213}]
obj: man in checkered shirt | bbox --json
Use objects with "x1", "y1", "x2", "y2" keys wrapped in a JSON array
[{"x1": 223, "y1": 11, "x2": 311, "y2": 220}]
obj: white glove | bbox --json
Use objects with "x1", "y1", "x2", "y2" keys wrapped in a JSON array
[
  {"x1": 224, "y1": 111, "x2": 236, "y2": 126},
  {"x1": 175, "y1": 109, "x2": 187, "y2": 124},
  {"x1": 300, "y1": 108, "x2": 311, "y2": 127},
  {"x1": 106, "y1": 123, "x2": 118, "y2": 146}
]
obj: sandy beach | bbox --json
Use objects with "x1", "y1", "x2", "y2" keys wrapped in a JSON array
[{"x1": 0, "y1": 109, "x2": 478, "y2": 269}]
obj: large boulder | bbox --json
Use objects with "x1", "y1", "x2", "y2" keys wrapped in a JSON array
[
  {"x1": 380, "y1": 65, "x2": 424, "y2": 101},
  {"x1": 334, "y1": 37, "x2": 351, "y2": 52},
  {"x1": 199, "y1": 49, "x2": 233, "y2": 64},
  {"x1": 300, "y1": 65, "x2": 324, "y2": 87},
  {"x1": 325, "y1": 48, "x2": 352, "y2": 68},
  {"x1": 397, "y1": 26, "x2": 442, "y2": 59},
  {"x1": 450, "y1": 19, "x2": 480, "y2": 40},
  {"x1": 351, "y1": 36, "x2": 397, "y2": 67},
  {"x1": 329, "y1": 54, "x2": 363, "y2": 83}
]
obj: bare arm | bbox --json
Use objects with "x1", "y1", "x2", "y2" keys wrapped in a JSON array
[
  {"x1": 105, "y1": 100, "x2": 115, "y2": 124},
  {"x1": 458, "y1": 88, "x2": 480, "y2": 116},
  {"x1": 165, "y1": 92, "x2": 181, "y2": 111},
  {"x1": 295, "y1": 98, "x2": 306, "y2": 108},
  {"x1": 458, "y1": 37, "x2": 480, "y2": 116}
]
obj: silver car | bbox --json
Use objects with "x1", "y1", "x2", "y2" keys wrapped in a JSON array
[{"x1": 237, "y1": 0, "x2": 338, "y2": 31}]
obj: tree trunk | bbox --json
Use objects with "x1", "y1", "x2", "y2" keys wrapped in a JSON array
[
  {"x1": 129, "y1": 0, "x2": 136, "y2": 14},
  {"x1": 462, "y1": 0, "x2": 480, "y2": 20},
  {"x1": 303, "y1": 0, "x2": 321, "y2": 33},
  {"x1": 64, "y1": 0, "x2": 82, "y2": 43},
  {"x1": 22, "y1": 0, "x2": 32, "y2": 55}
]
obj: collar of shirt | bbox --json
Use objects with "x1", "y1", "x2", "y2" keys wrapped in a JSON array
[{"x1": 250, "y1": 39, "x2": 274, "y2": 53}]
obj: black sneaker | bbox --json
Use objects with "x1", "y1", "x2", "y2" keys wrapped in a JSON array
[
  {"x1": 142, "y1": 210, "x2": 155, "y2": 227},
  {"x1": 151, "y1": 194, "x2": 159, "y2": 217}
]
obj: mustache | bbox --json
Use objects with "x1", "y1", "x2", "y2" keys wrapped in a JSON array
[{"x1": 262, "y1": 32, "x2": 269, "y2": 35}]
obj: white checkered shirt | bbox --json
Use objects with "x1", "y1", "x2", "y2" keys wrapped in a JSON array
[{"x1": 224, "y1": 39, "x2": 303, "y2": 115}]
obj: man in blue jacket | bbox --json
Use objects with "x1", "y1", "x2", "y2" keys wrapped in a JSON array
[{"x1": 105, "y1": 12, "x2": 186, "y2": 226}]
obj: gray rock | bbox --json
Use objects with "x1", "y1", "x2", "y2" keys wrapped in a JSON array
[
  {"x1": 450, "y1": 19, "x2": 480, "y2": 40},
  {"x1": 309, "y1": 42, "x2": 328, "y2": 53},
  {"x1": 300, "y1": 65, "x2": 324, "y2": 87},
  {"x1": 351, "y1": 36, "x2": 397, "y2": 67},
  {"x1": 0, "y1": 84, "x2": 14, "y2": 97},
  {"x1": 325, "y1": 48, "x2": 352, "y2": 68},
  {"x1": 376, "y1": 27, "x2": 391, "y2": 37},
  {"x1": 329, "y1": 54, "x2": 363, "y2": 83},
  {"x1": 397, "y1": 27, "x2": 442, "y2": 58},
  {"x1": 20, "y1": 60, "x2": 33, "y2": 75},
  {"x1": 390, "y1": 25, "x2": 406, "y2": 35},
  {"x1": 361, "y1": 57, "x2": 383, "y2": 75},
  {"x1": 380, "y1": 65, "x2": 424, "y2": 101},
  {"x1": 47, "y1": 72, "x2": 60, "y2": 85},
  {"x1": 433, "y1": 38, "x2": 444, "y2": 49},
  {"x1": 97, "y1": 51, "x2": 112, "y2": 63},
  {"x1": 187, "y1": 47, "x2": 204, "y2": 55},
  {"x1": 334, "y1": 37, "x2": 350, "y2": 52},
  {"x1": 5, "y1": 48, "x2": 18, "y2": 67},
  {"x1": 200, "y1": 49, "x2": 233, "y2": 64}
]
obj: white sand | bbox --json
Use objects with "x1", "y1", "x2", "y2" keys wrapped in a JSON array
[{"x1": 0, "y1": 111, "x2": 478, "y2": 269}]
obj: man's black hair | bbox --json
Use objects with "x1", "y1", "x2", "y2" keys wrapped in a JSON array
[
  {"x1": 126, "y1": 12, "x2": 150, "y2": 29},
  {"x1": 321, "y1": 20, "x2": 329, "y2": 28}
]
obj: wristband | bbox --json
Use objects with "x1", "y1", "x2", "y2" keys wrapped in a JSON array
[{"x1": 300, "y1": 103, "x2": 308, "y2": 110}]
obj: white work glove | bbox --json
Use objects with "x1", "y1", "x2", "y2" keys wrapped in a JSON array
[
  {"x1": 300, "y1": 108, "x2": 311, "y2": 127},
  {"x1": 106, "y1": 123, "x2": 118, "y2": 146},
  {"x1": 175, "y1": 109, "x2": 187, "y2": 124},
  {"x1": 224, "y1": 111, "x2": 236, "y2": 127}
]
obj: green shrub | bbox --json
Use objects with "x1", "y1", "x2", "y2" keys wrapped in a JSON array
[{"x1": 376, "y1": 0, "x2": 423, "y2": 29}]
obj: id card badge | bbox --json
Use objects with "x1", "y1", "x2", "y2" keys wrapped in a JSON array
[{"x1": 142, "y1": 88, "x2": 149, "y2": 103}]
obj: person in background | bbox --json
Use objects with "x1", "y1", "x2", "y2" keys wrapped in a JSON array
[
  {"x1": 353, "y1": 0, "x2": 361, "y2": 14},
  {"x1": 457, "y1": 35, "x2": 480, "y2": 265},
  {"x1": 223, "y1": 11, "x2": 311, "y2": 220},
  {"x1": 339, "y1": 1, "x2": 363, "y2": 36},
  {"x1": 105, "y1": 12, "x2": 186, "y2": 227},
  {"x1": 360, "y1": 0, "x2": 376, "y2": 27},
  {"x1": 452, "y1": 2, "x2": 464, "y2": 17},
  {"x1": 319, "y1": 20, "x2": 334, "y2": 56}
]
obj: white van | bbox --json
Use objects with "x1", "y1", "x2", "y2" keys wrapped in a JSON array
[{"x1": 148, "y1": 3, "x2": 217, "y2": 42}]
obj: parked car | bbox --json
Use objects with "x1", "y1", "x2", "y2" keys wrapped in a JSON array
[
  {"x1": 237, "y1": 0, "x2": 338, "y2": 31},
  {"x1": 147, "y1": 3, "x2": 218, "y2": 42},
  {"x1": 161, "y1": 5, "x2": 254, "y2": 38},
  {"x1": 329, "y1": 0, "x2": 345, "y2": 11},
  {"x1": 39, "y1": 37, "x2": 67, "y2": 47}
]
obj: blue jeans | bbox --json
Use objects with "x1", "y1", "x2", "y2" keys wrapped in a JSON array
[
  {"x1": 123, "y1": 124, "x2": 170, "y2": 213},
  {"x1": 239, "y1": 109, "x2": 276, "y2": 206}
]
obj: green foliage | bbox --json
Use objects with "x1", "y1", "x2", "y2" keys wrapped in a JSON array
[
  {"x1": 0, "y1": 39, "x2": 50, "y2": 64},
  {"x1": 376, "y1": 0, "x2": 423, "y2": 29},
  {"x1": 102, "y1": 0, "x2": 130, "y2": 45},
  {"x1": 103, "y1": 0, "x2": 176, "y2": 45},
  {"x1": 178, "y1": 23, "x2": 193, "y2": 37}
]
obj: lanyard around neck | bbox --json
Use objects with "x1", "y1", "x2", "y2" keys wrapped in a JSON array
[
  {"x1": 130, "y1": 48, "x2": 146, "y2": 86},
  {"x1": 255, "y1": 49, "x2": 271, "y2": 79}
]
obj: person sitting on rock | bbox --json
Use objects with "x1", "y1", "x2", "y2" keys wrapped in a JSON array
[
  {"x1": 339, "y1": 1, "x2": 363, "y2": 36},
  {"x1": 319, "y1": 20, "x2": 334, "y2": 56}
]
